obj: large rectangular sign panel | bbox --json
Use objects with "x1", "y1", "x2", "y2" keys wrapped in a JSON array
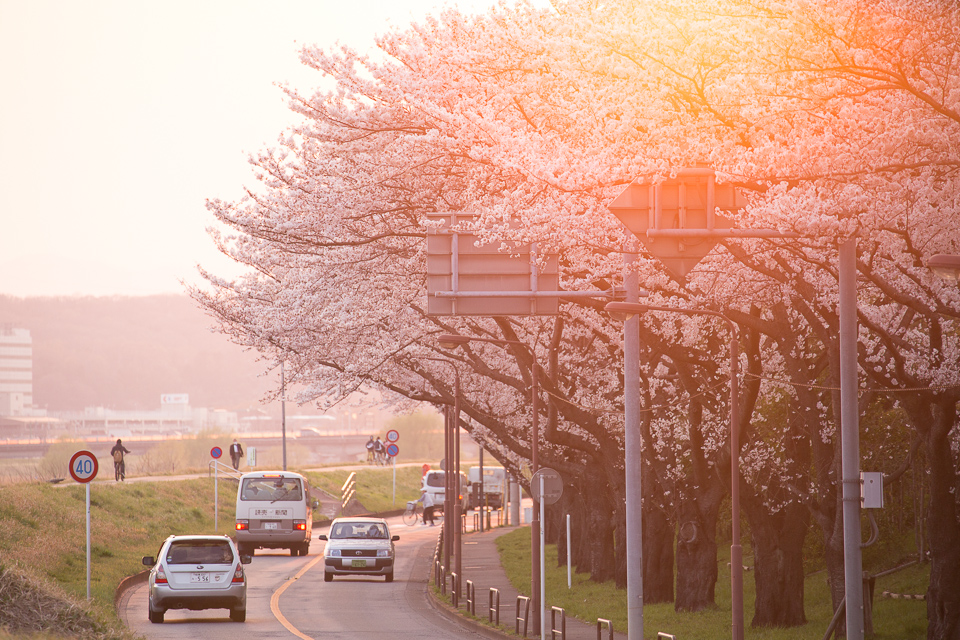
[{"x1": 426, "y1": 213, "x2": 559, "y2": 316}]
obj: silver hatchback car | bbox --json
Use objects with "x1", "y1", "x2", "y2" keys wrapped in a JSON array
[
  {"x1": 142, "y1": 534, "x2": 251, "y2": 623},
  {"x1": 318, "y1": 517, "x2": 398, "y2": 582}
]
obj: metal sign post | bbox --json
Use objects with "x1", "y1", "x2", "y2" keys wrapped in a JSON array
[
  {"x1": 607, "y1": 167, "x2": 862, "y2": 640},
  {"x1": 531, "y1": 467, "x2": 563, "y2": 640},
  {"x1": 211, "y1": 447, "x2": 223, "y2": 532},
  {"x1": 386, "y1": 440, "x2": 400, "y2": 505},
  {"x1": 69, "y1": 450, "x2": 98, "y2": 600}
]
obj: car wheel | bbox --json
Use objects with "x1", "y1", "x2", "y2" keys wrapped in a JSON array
[
  {"x1": 148, "y1": 607, "x2": 164, "y2": 624},
  {"x1": 385, "y1": 571, "x2": 394, "y2": 583},
  {"x1": 324, "y1": 572, "x2": 333, "y2": 582},
  {"x1": 230, "y1": 608, "x2": 246, "y2": 622}
]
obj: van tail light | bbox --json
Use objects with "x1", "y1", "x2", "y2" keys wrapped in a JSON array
[
  {"x1": 293, "y1": 520, "x2": 306, "y2": 531},
  {"x1": 235, "y1": 520, "x2": 249, "y2": 531},
  {"x1": 155, "y1": 565, "x2": 168, "y2": 584},
  {"x1": 232, "y1": 564, "x2": 245, "y2": 584}
]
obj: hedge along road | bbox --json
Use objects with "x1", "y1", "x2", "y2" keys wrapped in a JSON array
[{"x1": 117, "y1": 515, "x2": 485, "y2": 640}]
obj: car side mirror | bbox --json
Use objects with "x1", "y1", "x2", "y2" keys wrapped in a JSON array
[
  {"x1": 311, "y1": 498, "x2": 320, "y2": 509},
  {"x1": 240, "y1": 555, "x2": 253, "y2": 565},
  {"x1": 318, "y1": 534, "x2": 328, "y2": 541},
  {"x1": 141, "y1": 556, "x2": 155, "y2": 567},
  {"x1": 392, "y1": 535, "x2": 400, "y2": 542}
]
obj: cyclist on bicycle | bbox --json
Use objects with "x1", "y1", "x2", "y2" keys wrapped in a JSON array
[{"x1": 418, "y1": 489, "x2": 437, "y2": 526}]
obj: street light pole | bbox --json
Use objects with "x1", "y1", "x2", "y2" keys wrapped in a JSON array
[
  {"x1": 622, "y1": 254, "x2": 644, "y2": 640},
  {"x1": 421, "y1": 356, "x2": 462, "y2": 583},
  {"x1": 281, "y1": 361, "x2": 287, "y2": 471},
  {"x1": 438, "y1": 333, "x2": 541, "y2": 634},
  {"x1": 605, "y1": 301, "x2": 743, "y2": 640},
  {"x1": 839, "y1": 240, "x2": 864, "y2": 640}
]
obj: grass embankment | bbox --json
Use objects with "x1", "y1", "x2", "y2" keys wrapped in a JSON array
[
  {"x1": 304, "y1": 465, "x2": 425, "y2": 514},
  {"x1": 495, "y1": 528, "x2": 928, "y2": 639},
  {"x1": 0, "y1": 467, "x2": 422, "y2": 639}
]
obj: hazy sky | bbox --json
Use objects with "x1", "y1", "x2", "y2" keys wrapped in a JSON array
[{"x1": 0, "y1": 0, "x2": 520, "y2": 298}]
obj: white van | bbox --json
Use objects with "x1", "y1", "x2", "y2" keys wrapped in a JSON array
[
  {"x1": 467, "y1": 466, "x2": 507, "y2": 509},
  {"x1": 421, "y1": 470, "x2": 469, "y2": 513},
  {"x1": 235, "y1": 471, "x2": 317, "y2": 556}
]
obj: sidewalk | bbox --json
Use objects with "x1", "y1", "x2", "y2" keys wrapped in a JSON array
[{"x1": 428, "y1": 523, "x2": 628, "y2": 640}]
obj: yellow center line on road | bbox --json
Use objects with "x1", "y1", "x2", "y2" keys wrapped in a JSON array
[{"x1": 270, "y1": 554, "x2": 324, "y2": 640}]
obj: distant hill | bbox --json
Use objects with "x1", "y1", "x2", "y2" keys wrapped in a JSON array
[{"x1": 0, "y1": 294, "x2": 278, "y2": 413}]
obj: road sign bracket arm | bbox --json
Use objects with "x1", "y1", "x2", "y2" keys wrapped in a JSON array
[
  {"x1": 644, "y1": 229, "x2": 801, "y2": 239},
  {"x1": 433, "y1": 290, "x2": 620, "y2": 299}
]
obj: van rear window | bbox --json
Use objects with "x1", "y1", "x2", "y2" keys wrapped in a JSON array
[
  {"x1": 241, "y1": 477, "x2": 303, "y2": 501},
  {"x1": 425, "y1": 473, "x2": 445, "y2": 487}
]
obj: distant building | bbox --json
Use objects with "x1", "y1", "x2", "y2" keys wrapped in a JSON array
[
  {"x1": 55, "y1": 401, "x2": 239, "y2": 436},
  {"x1": 0, "y1": 326, "x2": 38, "y2": 416},
  {"x1": 0, "y1": 327, "x2": 59, "y2": 438}
]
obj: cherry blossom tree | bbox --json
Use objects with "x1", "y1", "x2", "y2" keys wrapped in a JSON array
[{"x1": 193, "y1": 0, "x2": 959, "y2": 634}]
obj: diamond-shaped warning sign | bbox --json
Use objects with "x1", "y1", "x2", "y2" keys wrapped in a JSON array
[{"x1": 608, "y1": 168, "x2": 746, "y2": 279}]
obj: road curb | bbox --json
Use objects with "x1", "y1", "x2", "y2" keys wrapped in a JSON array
[{"x1": 114, "y1": 570, "x2": 149, "y2": 616}]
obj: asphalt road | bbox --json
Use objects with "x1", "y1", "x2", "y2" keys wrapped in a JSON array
[{"x1": 118, "y1": 515, "x2": 483, "y2": 640}]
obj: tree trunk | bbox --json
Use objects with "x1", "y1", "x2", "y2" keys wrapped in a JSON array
[
  {"x1": 643, "y1": 503, "x2": 674, "y2": 603},
  {"x1": 675, "y1": 489, "x2": 721, "y2": 611},
  {"x1": 563, "y1": 465, "x2": 617, "y2": 583},
  {"x1": 904, "y1": 395, "x2": 960, "y2": 640},
  {"x1": 615, "y1": 503, "x2": 628, "y2": 589},
  {"x1": 822, "y1": 521, "x2": 847, "y2": 637},
  {"x1": 924, "y1": 428, "x2": 960, "y2": 640},
  {"x1": 745, "y1": 496, "x2": 808, "y2": 627},
  {"x1": 740, "y1": 392, "x2": 810, "y2": 628}
]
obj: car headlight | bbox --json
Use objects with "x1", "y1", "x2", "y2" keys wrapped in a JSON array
[
  {"x1": 377, "y1": 549, "x2": 390, "y2": 557},
  {"x1": 327, "y1": 549, "x2": 341, "y2": 557}
]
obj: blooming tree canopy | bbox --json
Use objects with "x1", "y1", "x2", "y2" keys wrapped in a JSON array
[{"x1": 194, "y1": 0, "x2": 960, "y2": 633}]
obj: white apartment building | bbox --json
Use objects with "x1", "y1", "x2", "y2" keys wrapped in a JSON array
[{"x1": 0, "y1": 327, "x2": 33, "y2": 416}]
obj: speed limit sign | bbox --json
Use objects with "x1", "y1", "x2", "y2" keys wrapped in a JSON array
[{"x1": 69, "y1": 450, "x2": 99, "y2": 483}]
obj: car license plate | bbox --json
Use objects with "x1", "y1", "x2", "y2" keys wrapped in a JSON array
[
  {"x1": 264, "y1": 522, "x2": 278, "y2": 530},
  {"x1": 190, "y1": 573, "x2": 211, "y2": 583},
  {"x1": 351, "y1": 559, "x2": 367, "y2": 567}
]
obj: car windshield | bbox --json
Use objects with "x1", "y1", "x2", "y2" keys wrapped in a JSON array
[
  {"x1": 240, "y1": 477, "x2": 303, "y2": 502},
  {"x1": 330, "y1": 522, "x2": 387, "y2": 539},
  {"x1": 166, "y1": 541, "x2": 234, "y2": 565}
]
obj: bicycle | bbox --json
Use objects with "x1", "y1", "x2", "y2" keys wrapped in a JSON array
[{"x1": 403, "y1": 500, "x2": 423, "y2": 526}]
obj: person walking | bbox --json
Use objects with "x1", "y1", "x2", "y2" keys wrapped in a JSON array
[
  {"x1": 373, "y1": 437, "x2": 385, "y2": 465},
  {"x1": 110, "y1": 439, "x2": 130, "y2": 482},
  {"x1": 229, "y1": 439, "x2": 244, "y2": 470}
]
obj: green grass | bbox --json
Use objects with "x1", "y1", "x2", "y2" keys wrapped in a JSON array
[
  {"x1": 305, "y1": 465, "x2": 425, "y2": 514},
  {"x1": 495, "y1": 528, "x2": 928, "y2": 640}
]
